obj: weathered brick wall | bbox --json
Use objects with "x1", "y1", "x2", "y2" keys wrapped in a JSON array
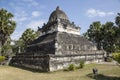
[
  {"x1": 11, "y1": 54, "x2": 50, "y2": 71},
  {"x1": 11, "y1": 51, "x2": 105, "y2": 72},
  {"x1": 49, "y1": 52, "x2": 104, "y2": 71}
]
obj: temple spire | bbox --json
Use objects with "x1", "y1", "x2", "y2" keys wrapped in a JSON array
[{"x1": 56, "y1": 6, "x2": 60, "y2": 10}]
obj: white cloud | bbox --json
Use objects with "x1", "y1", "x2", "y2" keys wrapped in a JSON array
[
  {"x1": 11, "y1": 31, "x2": 23, "y2": 40},
  {"x1": 14, "y1": 10, "x2": 28, "y2": 22},
  {"x1": 26, "y1": 20, "x2": 46, "y2": 30},
  {"x1": 107, "y1": 12, "x2": 114, "y2": 15},
  {"x1": 14, "y1": 17, "x2": 27, "y2": 22},
  {"x1": 32, "y1": 11, "x2": 41, "y2": 17},
  {"x1": 86, "y1": 8, "x2": 97, "y2": 17},
  {"x1": 21, "y1": 0, "x2": 38, "y2": 6},
  {"x1": 86, "y1": 8, "x2": 114, "y2": 17},
  {"x1": 97, "y1": 11, "x2": 106, "y2": 17}
]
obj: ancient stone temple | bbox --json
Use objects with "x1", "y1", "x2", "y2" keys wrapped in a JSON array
[{"x1": 11, "y1": 6, "x2": 105, "y2": 71}]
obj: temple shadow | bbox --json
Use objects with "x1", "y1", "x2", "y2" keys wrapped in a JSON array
[{"x1": 86, "y1": 73, "x2": 120, "y2": 80}]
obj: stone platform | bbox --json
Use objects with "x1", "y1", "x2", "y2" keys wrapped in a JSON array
[{"x1": 11, "y1": 50, "x2": 104, "y2": 71}]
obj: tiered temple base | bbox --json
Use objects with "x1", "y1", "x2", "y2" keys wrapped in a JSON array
[{"x1": 11, "y1": 51, "x2": 104, "y2": 71}]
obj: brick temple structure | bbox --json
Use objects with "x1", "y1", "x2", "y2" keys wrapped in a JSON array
[{"x1": 11, "y1": 6, "x2": 105, "y2": 71}]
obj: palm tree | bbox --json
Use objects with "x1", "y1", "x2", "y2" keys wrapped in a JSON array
[
  {"x1": 0, "y1": 8, "x2": 16, "y2": 55},
  {"x1": 21, "y1": 28, "x2": 38, "y2": 45}
]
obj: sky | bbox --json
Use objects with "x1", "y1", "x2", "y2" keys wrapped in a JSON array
[{"x1": 0, "y1": 0, "x2": 120, "y2": 40}]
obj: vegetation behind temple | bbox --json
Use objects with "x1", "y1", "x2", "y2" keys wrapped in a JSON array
[
  {"x1": 0, "y1": 8, "x2": 16, "y2": 57},
  {"x1": 12, "y1": 28, "x2": 39, "y2": 53},
  {"x1": 0, "y1": 8, "x2": 39, "y2": 61},
  {"x1": 83, "y1": 13, "x2": 120, "y2": 54},
  {"x1": 112, "y1": 53, "x2": 120, "y2": 63}
]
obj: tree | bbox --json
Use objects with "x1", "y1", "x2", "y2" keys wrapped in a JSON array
[
  {"x1": 84, "y1": 21, "x2": 120, "y2": 53},
  {"x1": 12, "y1": 39, "x2": 25, "y2": 53},
  {"x1": 18, "y1": 28, "x2": 38, "y2": 52},
  {"x1": 115, "y1": 13, "x2": 120, "y2": 27},
  {"x1": 83, "y1": 21, "x2": 118, "y2": 53},
  {"x1": 0, "y1": 8, "x2": 16, "y2": 55},
  {"x1": 102, "y1": 22, "x2": 117, "y2": 53},
  {"x1": 21, "y1": 28, "x2": 38, "y2": 46},
  {"x1": 112, "y1": 53, "x2": 120, "y2": 63},
  {"x1": 83, "y1": 13, "x2": 120, "y2": 53},
  {"x1": 115, "y1": 13, "x2": 120, "y2": 51},
  {"x1": 1, "y1": 37, "x2": 12, "y2": 56},
  {"x1": 11, "y1": 28, "x2": 38, "y2": 53},
  {"x1": 84, "y1": 21, "x2": 103, "y2": 50}
]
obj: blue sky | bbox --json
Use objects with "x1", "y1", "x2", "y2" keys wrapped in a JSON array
[{"x1": 0, "y1": 0, "x2": 120, "y2": 40}]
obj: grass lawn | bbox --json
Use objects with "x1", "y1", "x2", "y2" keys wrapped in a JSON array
[{"x1": 0, "y1": 64, "x2": 120, "y2": 80}]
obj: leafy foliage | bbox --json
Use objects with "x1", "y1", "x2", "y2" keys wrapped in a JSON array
[
  {"x1": 83, "y1": 13, "x2": 120, "y2": 53},
  {"x1": 1, "y1": 37, "x2": 13, "y2": 56},
  {"x1": 102, "y1": 22, "x2": 117, "y2": 53},
  {"x1": 21, "y1": 28, "x2": 38, "y2": 45},
  {"x1": 115, "y1": 13, "x2": 120, "y2": 27},
  {"x1": 68, "y1": 64, "x2": 75, "y2": 71},
  {"x1": 84, "y1": 21, "x2": 102, "y2": 50},
  {"x1": 12, "y1": 39, "x2": 25, "y2": 53},
  {"x1": 104, "y1": 57, "x2": 112, "y2": 62},
  {"x1": 12, "y1": 28, "x2": 39, "y2": 53},
  {"x1": 0, "y1": 8, "x2": 16, "y2": 55},
  {"x1": 0, "y1": 8, "x2": 16, "y2": 46},
  {"x1": 79, "y1": 60, "x2": 85, "y2": 68},
  {"x1": 1, "y1": 45, "x2": 12, "y2": 56},
  {"x1": 0, "y1": 56, "x2": 5, "y2": 62},
  {"x1": 112, "y1": 53, "x2": 120, "y2": 63}
]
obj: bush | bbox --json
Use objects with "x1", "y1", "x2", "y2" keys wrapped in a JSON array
[
  {"x1": 112, "y1": 53, "x2": 120, "y2": 63},
  {"x1": 79, "y1": 60, "x2": 85, "y2": 69},
  {"x1": 68, "y1": 64, "x2": 75, "y2": 71},
  {"x1": 0, "y1": 56, "x2": 5, "y2": 62},
  {"x1": 107, "y1": 57, "x2": 112, "y2": 62},
  {"x1": 104, "y1": 57, "x2": 112, "y2": 62}
]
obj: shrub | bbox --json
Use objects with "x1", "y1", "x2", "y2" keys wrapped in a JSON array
[
  {"x1": 107, "y1": 57, "x2": 112, "y2": 62},
  {"x1": 0, "y1": 56, "x2": 5, "y2": 62},
  {"x1": 104, "y1": 57, "x2": 112, "y2": 62},
  {"x1": 79, "y1": 60, "x2": 85, "y2": 69},
  {"x1": 68, "y1": 64, "x2": 75, "y2": 71},
  {"x1": 112, "y1": 53, "x2": 120, "y2": 63}
]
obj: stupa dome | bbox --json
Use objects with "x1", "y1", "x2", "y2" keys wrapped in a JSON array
[{"x1": 49, "y1": 6, "x2": 69, "y2": 22}]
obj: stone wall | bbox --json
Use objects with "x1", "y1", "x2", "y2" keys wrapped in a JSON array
[
  {"x1": 11, "y1": 54, "x2": 50, "y2": 71},
  {"x1": 11, "y1": 51, "x2": 105, "y2": 72},
  {"x1": 49, "y1": 52, "x2": 104, "y2": 71}
]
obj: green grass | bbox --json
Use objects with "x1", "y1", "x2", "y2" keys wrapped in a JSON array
[{"x1": 0, "y1": 64, "x2": 120, "y2": 80}]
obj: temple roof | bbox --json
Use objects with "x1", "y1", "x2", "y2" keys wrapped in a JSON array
[{"x1": 48, "y1": 6, "x2": 69, "y2": 22}]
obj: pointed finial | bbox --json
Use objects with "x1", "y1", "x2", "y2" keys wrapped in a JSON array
[{"x1": 56, "y1": 6, "x2": 60, "y2": 10}]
